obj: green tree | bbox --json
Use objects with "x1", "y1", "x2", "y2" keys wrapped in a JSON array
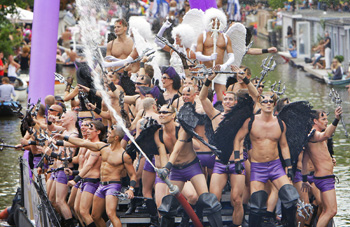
[
  {"x1": 0, "y1": 0, "x2": 34, "y2": 57},
  {"x1": 268, "y1": 0, "x2": 285, "y2": 9}
]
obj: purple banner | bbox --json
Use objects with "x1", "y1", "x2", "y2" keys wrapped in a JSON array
[
  {"x1": 189, "y1": 0, "x2": 217, "y2": 11},
  {"x1": 28, "y1": 0, "x2": 60, "y2": 102}
]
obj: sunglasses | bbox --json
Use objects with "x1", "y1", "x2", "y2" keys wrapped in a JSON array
[
  {"x1": 159, "y1": 111, "x2": 173, "y2": 115},
  {"x1": 49, "y1": 108, "x2": 59, "y2": 112},
  {"x1": 258, "y1": 85, "x2": 264, "y2": 88},
  {"x1": 260, "y1": 100, "x2": 274, "y2": 104},
  {"x1": 135, "y1": 82, "x2": 145, "y2": 85},
  {"x1": 162, "y1": 76, "x2": 171, "y2": 80}
]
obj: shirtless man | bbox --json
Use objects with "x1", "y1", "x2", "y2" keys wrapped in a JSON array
[
  {"x1": 199, "y1": 70, "x2": 258, "y2": 227},
  {"x1": 46, "y1": 111, "x2": 79, "y2": 227},
  {"x1": 105, "y1": 19, "x2": 135, "y2": 72},
  {"x1": 55, "y1": 124, "x2": 136, "y2": 227},
  {"x1": 66, "y1": 121, "x2": 104, "y2": 226},
  {"x1": 157, "y1": 96, "x2": 223, "y2": 227},
  {"x1": 196, "y1": 8, "x2": 235, "y2": 102},
  {"x1": 234, "y1": 93, "x2": 299, "y2": 227},
  {"x1": 67, "y1": 118, "x2": 90, "y2": 226},
  {"x1": 302, "y1": 108, "x2": 342, "y2": 227}
]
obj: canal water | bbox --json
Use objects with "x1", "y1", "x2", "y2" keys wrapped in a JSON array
[{"x1": 0, "y1": 36, "x2": 349, "y2": 225}]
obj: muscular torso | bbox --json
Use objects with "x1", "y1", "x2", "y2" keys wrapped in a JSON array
[
  {"x1": 107, "y1": 37, "x2": 135, "y2": 72},
  {"x1": 83, "y1": 149, "x2": 102, "y2": 178},
  {"x1": 306, "y1": 140, "x2": 333, "y2": 176},
  {"x1": 100, "y1": 147, "x2": 126, "y2": 181},
  {"x1": 249, "y1": 115, "x2": 282, "y2": 163},
  {"x1": 77, "y1": 147, "x2": 87, "y2": 170},
  {"x1": 202, "y1": 32, "x2": 227, "y2": 68}
]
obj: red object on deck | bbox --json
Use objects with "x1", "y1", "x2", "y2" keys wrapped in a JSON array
[
  {"x1": 0, "y1": 207, "x2": 9, "y2": 220},
  {"x1": 175, "y1": 193, "x2": 203, "y2": 227}
]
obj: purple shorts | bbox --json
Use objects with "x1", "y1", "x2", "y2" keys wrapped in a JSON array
[
  {"x1": 293, "y1": 170, "x2": 302, "y2": 183},
  {"x1": 81, "y1": 179, "x2": 100, "y2": 194},
  {"x1": 95, "y1": 182, "x2": 122, "y2": 199},
  {"x1": 169, "y1": 157, "x2": 203, "y2": 182},
  {"x1": 213, "y1": 160, "x2": 246, "y2": 175},
  {"x1": 197, "y1": 152, "x2": 216, "y2": 169},
  {"x1": 55, "y1": 170, "x2": 74, "y2": 184},
  {"x1": 49, "y1": 170, "x2": 56, "y2": 181},
  {"x1": 143, "y1": 157, "x2": 155, "y2": 173},
  {"x1": 74, "y1": 180, "x2": 82, "y2": 189},
  {"x1": 293, "y1": 170, "x2": 315, "y2": 184},
  {"x1": 33, "y1": 155, "x2": 42, "y2": 168},
  {"x1": 313, "y1": 175, "x2": 335, "y2": 193},
  {"x1": 250, "y1": 159, "x2": 286, "y2": 183},
  {"x1": 155, "y1": 175, "x2": 165, "y2": 185}
]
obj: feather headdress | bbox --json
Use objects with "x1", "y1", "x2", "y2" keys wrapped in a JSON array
[
  {"x1": 171, "y1": 24, "x2": 196, "y2": 49},
  {"x1": 203, "y1": 8, "x2": 227, "y2": 32}
]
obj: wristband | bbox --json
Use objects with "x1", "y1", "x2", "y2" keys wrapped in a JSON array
[
  {"x1": 94, "y1": 108, "x2": 101, "y2": 115},
  {"x1": 71, "y1": 97, "x2": 75, "y2": 101},
  {"x1": 56, "y1": 140, "x2": 64, "y2": 146},
  {"x1": 123, "y1": 70, "x2": 128, "y2": 77},
  {"x1": 28, "y1": 140, "x2": 37, "y2": 145},
  {"x1": 47, "y1": 121, "x2": 52, "y2": 125},
  {"x1": 73, "y1": 175, "x2": 82, "y2": 183},
  {"x1": 140, "y1": 62, "x2": 145, "y2": 68},
  {"x1": 130, "y1": 180, "x2": 136, "y2": 188},
  {"x1": 242, "y1": 77, "x2": 250, "y2": 85},
  {"x1": 67, "y1": 157, "x2": 72, "y2": 163},
  {"x1": 89, "y1": 88, "x2": 97, "y2": 96},
  {"x1": 204, "y1": 79, "x2": 212, "y2": 87},
  {"x1": 284, "y1": 158, "x2": 292, "y2": 167},
  {"x1": 332, "y1": 118, "x2": 339, "y2": 126},
  {"x1": 183, "y1": 64, "x2": 189, "y2": 70},
  {"x1": 302, "y1": 175, "x2": 308, "y2": 182},
  {"x1": 63, "y1": 135, "x2": 70, "y2": 141},
  {"x1": 262, "y1": 49, "x2": 268, "y2": 54},
  {"x1": 108, "y1": 82, "x2": 117, "y2": 92},
  {"x1": 72, "y1": 170, "x2": 79, "y2": 176},
  {"x1": 50, "y1": 152, "x2": 59, "y2": 159},
  {"x1": 234, "y1": 150, "x2": 240, "y2": 160},
  {"x1": 165, "y1": 162, "x2": 173, "y2": 170}
]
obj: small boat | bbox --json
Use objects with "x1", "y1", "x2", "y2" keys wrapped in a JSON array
[
  {"x1": 0, "y1": 101, "x2": 22, "y2": 117},
  {"x1": 323, "y1": 74, "x2": 350, "y2": 86},
  {"x1": 8, "y1": 76, "x2": 28, "y2": 102}
]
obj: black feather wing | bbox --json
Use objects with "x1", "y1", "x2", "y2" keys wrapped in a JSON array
[
  {"x1": 213, "y1": 95, "x2": 254, "y2": 164},
  {"x1": 177, "y1": 102, "x2": 221, "y2": 157},
  {"x1": 126, "y1": 119, "x2": 161, "y2": 161},
  {"x1": 278, "y1": 101, "x2": 314, "y2": 170}
]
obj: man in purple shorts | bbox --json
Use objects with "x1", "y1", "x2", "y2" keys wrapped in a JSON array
[
  {"x1": 55, "y1": 124, "x2": 136, "y2": 227},
  {"x1": 46, "y1": 111, "x2": 79, "y2": 227},
  {"x1": 302, "y1": 108, "x2": 342, "y2": 227},
  {"x1": 64, "y1": 121, "x2": 104, "y2": 226},
  {"x1": 157, "y1": 99, "x2": 223, "y2": 227},
  {"x1": 234, "y1": 92, "x2": 299, "y2": 227},
  {"x1": 199, "y1": 69, "x2": 259, "y2": 227}
]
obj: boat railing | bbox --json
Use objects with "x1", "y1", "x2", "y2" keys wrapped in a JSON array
[{"x1": 19, "y1": 155, "x2": 61, "y2": 227}]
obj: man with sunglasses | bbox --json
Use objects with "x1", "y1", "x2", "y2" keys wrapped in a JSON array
[
  {"x1": 234, "y1": 93, "x2": 299, "y2": 227},
  {"x1": 157, "y1": 92, "x2": 223, "y2": 226},
  {"x1": 46, "y1": 111, "x2": 80, "y2": 227},
  {"x1": 199, "y1": 69, "x2": 259, "y2": 227},
  {"x1": 302, "y1": 108, "x2": 342, "y2": 226},
  {"x1": 63, "y1": 121, "x2": 104, "y2": 227},
  {"x1": 54, "y1": 124, "x2": 136, "y2": 227}
]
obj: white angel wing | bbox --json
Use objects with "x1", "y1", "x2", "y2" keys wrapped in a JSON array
[
  {"x1": 129, "y1": 16, "x2": 154, "y2": 55},
  {"x1": 181, "y1": 9, "x2": 205, "y2": 41},
  {"x1": 225, "y1": 23, "x2": 246, "y2": 67}
]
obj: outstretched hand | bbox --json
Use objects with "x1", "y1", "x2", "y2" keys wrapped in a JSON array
[
  {"x1": 301, "y1": 182, "x2": 312, "y2": 192},
  {"x1": 162, "y1": 20, "x2": 172, "y2": 29},
  {"x1": 335, "y1": 106, "x2": 343, "y2": 120}
]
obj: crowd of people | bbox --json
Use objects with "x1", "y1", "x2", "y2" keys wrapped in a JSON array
[{"x1": 0, "y1": 1, "x2": 343, "y2": 227}]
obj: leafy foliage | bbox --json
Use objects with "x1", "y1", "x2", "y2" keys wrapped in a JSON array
[
  {"x1": 268, "y1": 0, "x2": 284, "y2": 9},
  {"x1": 0, "y1": 0, "x2": 34, "y2": 56}
]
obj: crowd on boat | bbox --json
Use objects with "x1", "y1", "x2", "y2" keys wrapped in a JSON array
[{"x1": 1, "y1": 1, "x2": 343, "y2": 227}]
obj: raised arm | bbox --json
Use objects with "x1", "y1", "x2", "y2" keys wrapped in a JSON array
[
  {"x1": 199, "y1": 72, "x2": 219, "y2": 119},
  {"x1": 54, "y1": 134, "x2": 107, "y2": 152},
  {"x1": 311, "y1": 107, "x2": 342, "y2": 142}
]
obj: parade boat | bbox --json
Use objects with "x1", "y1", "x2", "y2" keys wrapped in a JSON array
[
  {"x1": 0, "y1": 101, "x2": 22, "y2": 117},
  {"x1": 323, "y1": 74, "x2": 350, "y2": 86}
]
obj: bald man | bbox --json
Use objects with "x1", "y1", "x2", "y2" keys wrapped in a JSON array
[{"x1": 46, "y1": 111, "x2": 79, "y2": 227}]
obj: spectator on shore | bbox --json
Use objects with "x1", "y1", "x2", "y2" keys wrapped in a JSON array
[
  {"x1": 311, "y1": 40, "x2": 325, "y2": 69},
  {"x1": 0, "y1": 77, "x2": 16, "y2": 102},
  {"x1": 324, "y1": 32, "x2": 332, "y2": 69},
  {"x1": 7, "y1": 55, "x2": 20, "y2": 78},
  {"x1": 288, "y1": 40, "x2": 297, "y2": 58},
  {"x1": 18, "y1": 46, "x2": 30, "y2": 74},
  {"x1": 286, "y1": 26, "x2": 293, "y2": 46},
  {"x1": 0, "y1": 51, "x2": 5, "y2": 77}
]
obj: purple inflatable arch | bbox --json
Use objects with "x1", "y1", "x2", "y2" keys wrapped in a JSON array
[
  {"x1": 28, "y1": 0, "x2": 60, "y2": 103},
  {"x1": 188, "y1": 0, "x2": 217, "y2": 11}
]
